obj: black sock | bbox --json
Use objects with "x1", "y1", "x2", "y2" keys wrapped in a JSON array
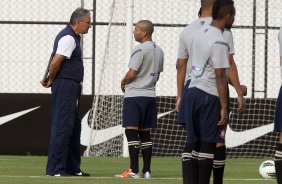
[
  {"x1": 125, "y1": 129, "x2": 140, "y2": 174},
  {"x1": 191, "y1": 141, "x2": 201, "y2": 184},
  {"x1": 182, "y1": 142, "x2": 199, "y2": 184},
  {"x1": 139, "y1": 130, "x2": 152, "y2": 174},
  {"x1": 198, "y1": 142, "x2": 216, "y2": 184},
  {"x1": 275, "y1": 143, "x2": 282, "y2": 184},
  {"x1": 213, "y1": 145, "x2": 226, "y2": 184},
  {"x1": 182, "y1": 144, "x2": 193, "y2": 184}
]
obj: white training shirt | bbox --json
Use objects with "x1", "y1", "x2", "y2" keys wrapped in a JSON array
[
  {"x1": 177, "y1": 17, "x2": 213, "y2": 83},
  {"x1": 189, "y1": 25, "x2": 230, "y2": 96},
  {"x1": 56, "y1": 35, "x2": 76, "y2": 59}
]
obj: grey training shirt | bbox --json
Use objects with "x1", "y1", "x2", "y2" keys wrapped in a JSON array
[{"x1": 124, "y1": 41, "x2": 164, "y2": 98}]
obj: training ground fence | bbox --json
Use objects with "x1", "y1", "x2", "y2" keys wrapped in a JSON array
[{"x1": 0, "y1": 0, "x2": 282, "y2": 157}]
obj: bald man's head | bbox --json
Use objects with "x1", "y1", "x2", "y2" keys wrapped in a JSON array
[{"x1": 136, "y1": 20, "x2": 154, "y2": 36}]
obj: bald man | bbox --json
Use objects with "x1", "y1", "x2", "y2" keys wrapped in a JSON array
[{"x1": 115, "y1": 20, "x2": 164, "y2": 179}]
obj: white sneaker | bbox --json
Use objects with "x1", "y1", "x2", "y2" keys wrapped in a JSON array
[
  {"x1": 127, "y1": 172, "x2": 140, "y2": 178},
  {"x1": 143, "y1": 171, "x2": 151, "y2": 179}
]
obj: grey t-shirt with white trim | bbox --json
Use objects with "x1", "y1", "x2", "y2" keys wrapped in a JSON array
[
  {"x1": 124, "y1": 41, "x2": 164, "y2": 97},
  {"x1": 189, "y1": 25, "x2": 230, "y2": 96}
]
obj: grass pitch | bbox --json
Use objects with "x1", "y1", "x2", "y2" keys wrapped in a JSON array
[{"x1": 0, "y1": 156, "x2": 277, "y2": 184}]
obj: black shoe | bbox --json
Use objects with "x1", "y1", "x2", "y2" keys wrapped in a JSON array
[
  {"x1": 70, "y1": 171, "x2": 90, "y2": 177},
  {"x1": 46, "y1": 173, "x2": 71, "y2": 177}
]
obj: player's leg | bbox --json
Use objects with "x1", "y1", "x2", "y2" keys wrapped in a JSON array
[
  {"x1": 139, "y1": 129, "x2": 152, "y2": 178},
  {"x1": 182, "y1": 140, "x2": 200, "y2": 184},
  {"x1": 213, "y1": 87, "x2": 230, "y2": 184},
  {"x1": 213, "y1": 143, "x2": 226, "y2": 184},
  {"x1": 213, "y1": 126, "x2": 227, "y2": 184},
  {"x1": 275, "y1": 134, "x2": 282, "y2": 184},
  {"x1": 183, "y1": 87, "x2": 209, "y2": 183},
  {"x1": 198, "y1": 141, "x2": 216, "y2": 184},
  {"x1": 182, "y1": 142, "x2": 198, "y2": 184},
  {"x1": 182, "y1": 142, "x2": 191, "y2": 184},
  {"x1": 139, "y1": 97, "x2": 157, "y2": 178},
  {"x1": 125, "y1": 128, "x2": 140, "y2": 175},
  {"x1": 274, "y1": 86, "x2": 282, "y2": 184},
  {"x1": 197, "y1": 88, "x2": 220, "y2": 183},
  {"x1": 115, "y1": 97, "x2": 141, "y2": 178}
]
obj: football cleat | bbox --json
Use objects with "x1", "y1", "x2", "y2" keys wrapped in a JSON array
[
  {"x1": 143, "y1": 171, "x2": 151, "y2": 179},
  {"x1": 69, "y1": 171, "x2": 90, "y2": 177},
  {"x1": 115, "y1": 168, "x2": 140, "y2": 178}
]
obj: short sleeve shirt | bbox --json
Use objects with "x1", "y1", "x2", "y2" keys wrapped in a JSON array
[
  {"x1": 177, "y1": 17, "x2": 213, "y2": 83},
  {"x1": 189, "y1": 25, "x2": 230, "y2": 96},
  {"x1": 223, "y1": 29, "x2": 234, "y2": 55},
  {"x1": 124, "y1": 41, "x2": 164, "y2": 98},
  {"x1": 56, "y1": 35, "x2": 76, "y2": 59},
  {"x1": 178, "y1": 17, "x2": 213, "y2": 59}
]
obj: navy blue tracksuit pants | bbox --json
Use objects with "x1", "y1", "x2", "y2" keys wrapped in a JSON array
[{"x1": 46, "y1": 78, "x2": 82, "y2": 175}]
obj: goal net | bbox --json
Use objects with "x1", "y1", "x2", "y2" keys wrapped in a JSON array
[{"x1": 84, "y1": 0, "x2": 282, "y2": 158}]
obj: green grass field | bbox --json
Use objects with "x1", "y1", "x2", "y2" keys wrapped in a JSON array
[{"x1": 0, "y1": 156, "x2": 277, "y2": 184}]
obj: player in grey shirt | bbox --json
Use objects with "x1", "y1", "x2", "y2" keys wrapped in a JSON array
[
  {"x1": 177, "y1": 1, "x2": 246, "y2": 183},
  {"x1": 115, "y1": 20, "x2": 164, "y2": 179},
  {"x1": 183, "y1": 1, "x2": 236, "y2": 183},
  {"x1": 188, "y1": 25, "x2": 230, "y2": 96},
  {"x1": 175, "y1": 2, "x2": 214, "y2": 184}
]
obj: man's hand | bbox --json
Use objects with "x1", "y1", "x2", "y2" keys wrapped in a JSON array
[
  {"x1": 237, "y1": 95, "x2": 246, "y2": 114},
  {"x1": 121, "y1": 79, "x2": 126, "y2": 93},
  {"x1": 175, "y1": 97, "x2": 181, "y2": 112},
  {"x1": 40, "y1": 79, "x2": 48, "y2": 87},
  {"x1": 46, "y1": 79, "x2": 53, "y2": 88},
  {"x1": 40, "y1": 78, "x2": 52, "y2": 88},
  {"x1": 218, "y1": 107, "x2": 228, "y2": 126},
  {"x1": 241, "y1": 85, "x2": 247, "y2": 96}
]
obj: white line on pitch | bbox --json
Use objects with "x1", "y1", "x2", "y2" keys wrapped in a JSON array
[{"x1": 0, "y1": 175, "x2": 275, "y2": 181}]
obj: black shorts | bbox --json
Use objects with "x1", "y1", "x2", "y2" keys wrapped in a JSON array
[
  {"x1": 177, "y1": 80, "x2": 190, "y2": 127},
  {"x1": 184, "y1": 87, "x2": 222, "y2": 143},
  {"x1": 122, "y1": 97, "x2": 157, "y2": 128}
]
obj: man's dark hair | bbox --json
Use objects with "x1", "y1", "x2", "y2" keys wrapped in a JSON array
[
  {"x1": 70, "y1": 8, "x2": 90, "y2": 25},
  {"x1": 212, "y1": 0, "x2": 235, "y2": 20},
  {"x1": 201, "y1": 0, "x2": 215, "y2": 10}
]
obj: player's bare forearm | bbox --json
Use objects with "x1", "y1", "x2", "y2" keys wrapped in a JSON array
[
  {"x1": 121, "y1": 68, "x2": 137, "y2": 92},
  {"x1": 176, "y1": 58, "x2": 187, "y2": 112},
  {"x1": 215, "y1": 68, "x2": 228, "y2": 125},
  {"x1": 227, "y1": 55, "x2": 246, "y2": 113},
  {"x1": 227, "y1": 55, "x2": 244, "y2": 96},
  {"x1": 176, "y1": 58, "x2": 187, "y2": 98}
]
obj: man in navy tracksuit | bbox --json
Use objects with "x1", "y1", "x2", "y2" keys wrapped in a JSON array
[{"x1": 40, "y1": 8, "x2": 91, "y2": 177}]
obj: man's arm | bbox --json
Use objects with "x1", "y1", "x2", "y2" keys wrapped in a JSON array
[
  {"x1": 44, "y1": 54, "x2": 65, "y2": 87},
  {"x1": 176, "y1": 58, "x2": 188, "y2": 112},
  {"x1": 121, "y1": 68, "x2": 137, "y2": 93},
  {"x1": 215, "y1": 68, "x2": 228, "y2": 125},
  {"x1": 227, "y1": 54, "x2": 246, "y2": 113}
]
